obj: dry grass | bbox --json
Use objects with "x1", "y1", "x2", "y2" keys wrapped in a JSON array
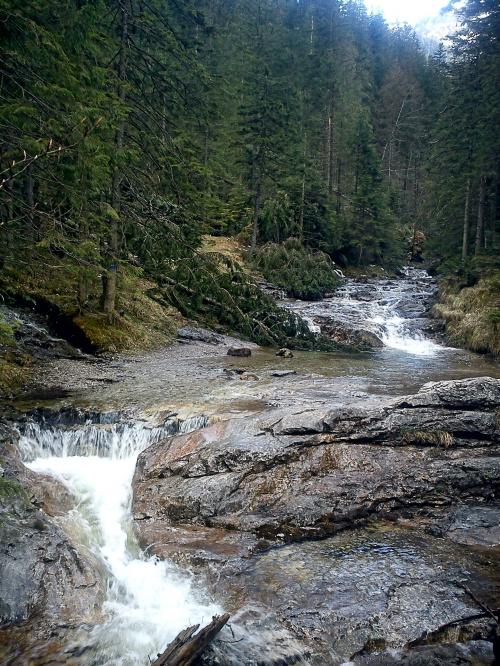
[
  {"x1": 402, "y1": 430, "x2": 453, "y2": 447},
  {"x1": 201, "y1": 235, "x2": 246, "y2": 264},
  {"x1": 435, "y1": 272, "x2": 500, "y2": 356}
]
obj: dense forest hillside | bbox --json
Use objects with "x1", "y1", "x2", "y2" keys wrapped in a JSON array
[{"x1": 0, "y1": 0, "x2": 499, "y2": 365}]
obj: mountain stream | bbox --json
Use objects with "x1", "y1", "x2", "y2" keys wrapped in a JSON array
[{"x1": 4, "y1": 267, "x2": 500, "y2": 665}]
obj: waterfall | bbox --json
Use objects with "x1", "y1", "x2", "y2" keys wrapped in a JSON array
[{"x1": 17, "y1": 415, "x2": 221, "y2": 665}]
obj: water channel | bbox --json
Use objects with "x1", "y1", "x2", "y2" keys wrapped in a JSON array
[{"x1": 4, "y1": 267, "x2": 500, "y2": 664}]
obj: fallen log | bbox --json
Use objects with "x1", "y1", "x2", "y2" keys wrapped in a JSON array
[
  {"x1": 437, "y1": 608, "x2": 500, "y2": 632},
  {"x1": 151, "y1": 613, "x2": 230, "y2": 666}
]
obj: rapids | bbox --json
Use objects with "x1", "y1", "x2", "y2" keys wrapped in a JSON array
[
  {"x1": 283, "y1": 265, "x2": 442, "y2": 356},
  {"x1": 17, "y1": 418, "x2": 220, "y2": 665}
]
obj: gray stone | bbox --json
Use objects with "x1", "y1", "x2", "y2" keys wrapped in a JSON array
[
  {"x1": 314, "y1": 317, "x2": 385, "y2": 348},
  {"x1": 133, "y1": 377, "x2": 500, "y2": 544},
  {"x1": 130, "y1": 376, "x2": 500, "y2": 666},
  {"x1": 444, "y1": 505, "x2": 500, "y2": 546},
  {"x1": 177, "y1": 326, "x2": 227, "y2": 345},
  {"x1": 0, "y1": 425, "x2": 104, "y2": 645},
  {"x1": 227, "y1": 347, "x2": 252, "y2": 357}
]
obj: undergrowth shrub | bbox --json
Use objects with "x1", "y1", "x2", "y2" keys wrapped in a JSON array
[{"x1": 253, "y1": 239, "x2": 341, "y2": 301}]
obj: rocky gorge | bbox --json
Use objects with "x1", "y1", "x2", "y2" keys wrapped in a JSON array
[{"x1": 1, "y1": 268, "x2": 500, "y2": 665}]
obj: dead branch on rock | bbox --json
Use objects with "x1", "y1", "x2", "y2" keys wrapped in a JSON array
[
  {"x1": 455, "y1": 581, "x2": 499, "y2": 624},
  {"x1": 151, "y1": 613, "x2": 230, "y2": 666},
  {"x1": 437, "y1": 608, "x2": 500, "y2": 632}
]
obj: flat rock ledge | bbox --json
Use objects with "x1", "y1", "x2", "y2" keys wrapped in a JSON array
[
  {"x1": 133, "y1": 376, "x2": 500, "y2": 548},
  {"x1": 132, "y1": 377, "x2": 500, "y2": 665}
]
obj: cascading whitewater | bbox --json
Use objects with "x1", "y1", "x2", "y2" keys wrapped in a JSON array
[
  {"x1": 284, "y1": 266, "x2": 442, "y2": 356},
  {"x1": 17, "y1": 416, "x2": 221, "y2": 665}
]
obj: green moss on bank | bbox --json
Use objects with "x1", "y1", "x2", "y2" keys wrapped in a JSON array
[
  {"x1": 1, "y1": 253, "x2": 184, "y2": 356},
  {"x1": 434, "y1": 270, "x2": 500, "y2": 356},
  {"x1": 0, "y1": 477, "x2": 28, "y2": 501},
  {"x1": 0, "y1": 315, "x2": 35, "y2": 397}
]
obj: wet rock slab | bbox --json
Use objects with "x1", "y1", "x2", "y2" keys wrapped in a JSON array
[
  {"x1": 132, "y1": 377, "x2": 500, "y2": 664},
  {"x1": 133, "y1": 377, "x2": 500, "y2": 541},
  {"x1": 210, "y1": 526, "x2": 499, "y2": 665}
]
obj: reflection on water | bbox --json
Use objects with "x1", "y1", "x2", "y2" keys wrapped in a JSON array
[
  {"x1": 6, "y1": 265, "x2": 500, "y2": 417},
  {"x1": 8, "y1": 343, "x2": 500, "y2": 420}
]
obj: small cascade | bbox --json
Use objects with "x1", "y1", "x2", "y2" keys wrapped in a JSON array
[
  {"x1": 284, "y1": 265, "x2": 442, "y2": 356},
  {"x1": 17, "y1": 414, "x2": 220, "y2": 665},
  {"x1": 18, "y1": 416, "x2": 209, "y2": 462}
]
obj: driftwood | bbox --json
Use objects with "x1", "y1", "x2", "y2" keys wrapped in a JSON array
[
  {"x1": 437, "y1": 608, "x2": 500, "y2": 632},
  {"x1": 455, "y1": 581, "x2": 499, "y2": 625},
  {"x1": 455, "y1": 581, "x2": 500, "y2": 663},
  {"x1": 407, "y1": 582, "x2": 500, "y2": 652},
  {"x1": 151, "y1": 613, "x2": 230, "y2": 666}
]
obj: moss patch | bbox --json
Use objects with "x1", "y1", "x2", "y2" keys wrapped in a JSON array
[
  {"x1": 0, "y1": 478, "x2": 27, "y2": 501},
  {"x1": 0, "y1": 315, "x2": 35, "y2": 397},
  {"x1": 0, "y1": 253, "x2": 183, "y2": 356}
]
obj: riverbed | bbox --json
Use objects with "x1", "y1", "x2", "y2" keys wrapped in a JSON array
[{"x1": 1, "y1": 268, "x2": 500, "y2": 665}]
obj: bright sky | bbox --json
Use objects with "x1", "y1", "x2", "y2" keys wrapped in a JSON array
[{"x1": 364, "y1": 0, "x2": 451, "y2": 25}]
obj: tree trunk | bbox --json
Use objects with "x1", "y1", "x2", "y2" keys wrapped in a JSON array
[
  {"x1": 249, "y1": 157, "x2": 262, "y2": 257},
  {"x1": 474, "y1": 174, "x2": 486, "y2": 256},
  {"x1": 1, "y1": 179, "x2": 14, "y2": 267},
  {"x1": 336, "y1": 158, "x2": 342, "y2": 215},
  {"x1": 77, "y1": 216, "x2": 89, "y2": 313},
  {"x1": 329, "y1": 116, "x2": 335, "y2": 197},
  {"x1": 104, "y1": 0, "x2": 128, "y2": 324},
  {"x1": 299, "y1": 169, "x2": 306, "y2": 241},
  {"x1": 78, "y1": 273, "x2": 89, "y2": 313},
  {"x1": 326, "y1": 93, "x2": 333, "y2": 194},
  {"x1": 462, "y1": 175, "x2": 472, "y2": 262},
  {"x1": 23, "y1": 166, "x2": 35, "y2": 247},
  {"x1": 299, "y1": 133, "x2": 307, "y2": 240},
  {"x1": 309, "y1": 11, "x2": 314, "y2": 55}
]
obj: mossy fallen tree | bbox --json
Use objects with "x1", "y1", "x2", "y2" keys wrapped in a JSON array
[
  {"x1": 153, "y1": 251, "x2": 336, "y2": 350},
  {"x1": 253, "y1": 238, "x2": 342, "y2": 301}
]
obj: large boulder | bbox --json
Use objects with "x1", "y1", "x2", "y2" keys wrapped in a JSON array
[
  {"x1": 131, "y1": 377, "x2": 500, "y2": 665},
  {"x1": 314, "y1": 316, "x2": 384, "y2": 348}
]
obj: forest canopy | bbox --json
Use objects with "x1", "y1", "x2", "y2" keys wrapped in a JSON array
[{"x1": 0, "y1": 0, "x2": 498, "y2": 342}]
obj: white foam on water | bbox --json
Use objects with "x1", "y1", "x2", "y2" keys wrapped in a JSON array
[
  {"x1": 20, "y1": 419, "x2": 221, "y2": 665},
  {"x1": 284, "y1": 266, "x2": 444, "y2": 357},
  {"x1": 371, "y1": 313, "x2": 441, "y2": 356}
]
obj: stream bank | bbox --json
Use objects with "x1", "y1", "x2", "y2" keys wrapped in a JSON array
[{"x1": 435, "y1": 272, "x2": 500, "y2": 357}]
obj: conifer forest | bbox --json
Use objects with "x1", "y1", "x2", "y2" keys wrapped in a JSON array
[
  {"x1": 3, "y1": 3, "x2": 500, "y2": 664},
  {"x1": 0, "y1": 0, "x2": 499, "y2": 347}
]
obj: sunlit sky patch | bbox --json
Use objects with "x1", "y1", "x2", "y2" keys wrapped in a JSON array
[{"x1": 363, "y1": 0, "x2": 452, "y2": 26}]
